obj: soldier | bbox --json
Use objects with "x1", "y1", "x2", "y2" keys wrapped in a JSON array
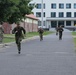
[
  {"x1": 55, "y1": 26, "x2": 58, "y2": 35},
  {"x1": 12, "y1": 23, "x2": 26, "y2": 54},
  {"x1": 57, "y1": 25, "x2": 64, "y2": 40},
  {"x1": 38, "y1": 27, "x2": 44, "y2": 41},
  {"x1": 0, "y1": 25, "x2": 4, "y2": 43}
]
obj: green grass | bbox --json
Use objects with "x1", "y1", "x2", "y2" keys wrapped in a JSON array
[
  {"x1": 3, "y1": 31, "x2": 54, "y2": 43},
  {"x1": 74, "y1": 38, "x2": 76, "y2": 45},
  {"x1": 43, "y1": 31, "x2": 54, "y2": 35},
  {"x1": 72, "y1": 32, "x2": 76, "y2": 44},
  {"x1": 25, "y1": 32, "x2": 39, "y2": 38},
  {"x1": 72, "y1": 31, "x2": 76, "y2": 52},
  {"x1": 3, "y1": 38, "x2": 15, "y2": 43},
  {"x1": 3, "y1": 34, "x2": 15, "y2": 43},
  {"x1": 72, "y1": 31, "x2": 76, "y2": 46},
  {"x1": 25, "y1": 31, "x2": 54, "y2": 38},
  {"x1": 72, "y1": 31, "x2": 76, "y2": 35},
  {"x1": 73, "y1": 38, "x2": 76, "y2": 52}
]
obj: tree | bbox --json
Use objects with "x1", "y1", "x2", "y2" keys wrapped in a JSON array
[
  {"x1": 0, "y1": 0, "x2": 33, "y2": 24},
  {"x1": 0, "y1": 0, "x2": 15, "y2": 24}
]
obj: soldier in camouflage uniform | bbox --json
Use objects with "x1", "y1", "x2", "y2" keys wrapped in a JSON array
[
  {"x1": 0, "y1": 25, "x2": 4, "y2": 43},
  {"x1": 12, "y1": 23, "x2": 26, "y2": 54},
  {"x1": 38, "y1": 27, "x2": 44, "y2": 41},
  {"x1": 57, "y1": 25, "x2": 64, "y2": 40}
]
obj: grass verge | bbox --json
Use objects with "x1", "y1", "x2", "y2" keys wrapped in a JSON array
[
  {"x1": 3, "y1": 31, "x2": 54, "y2": 43},
  {"x1": 72, "y1": 31, "x2": 76, "y2": 52}
]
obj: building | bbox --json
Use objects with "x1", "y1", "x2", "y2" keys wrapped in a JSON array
[
  {"x1": 2, "y1": 14, "x2": 38, "y2": 34},
  {"x1": 12, "y1": 14, "x2": 38, "y2": 33},
  {"x1": 25, "y1": 14, "x2": 38, "y2": 32},
  {"x1": 30, "y1": 0, "x2": 76, "y2": 28}
]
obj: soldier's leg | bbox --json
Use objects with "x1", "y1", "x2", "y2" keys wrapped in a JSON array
[
  {"x1": 0, "y1": 35, "x2": 3, "y2": 43},
  {"x1": 59, "y1": 33, "x2": 61, "y2": 40},
  {"x1": 60, "y1": 33, "x2": 62, "y2": 40},
  {"x1": 18, "y1": 38, "x2": 21, "y2": 54},
  {"x1": 15, "y1": 37, "x2": 20, "y2": 54}
]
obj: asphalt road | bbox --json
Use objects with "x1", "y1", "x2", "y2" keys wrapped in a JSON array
[{"x1": 0, "y1": 32, "x2": 76, "y2": 75}]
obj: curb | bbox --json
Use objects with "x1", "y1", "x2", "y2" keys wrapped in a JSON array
[
  {"x1": 0, "y1": 44, "x2": 5, "y2": 48},
  {"x1": 0, "y1": 36, "x2": 39, "y2": 48}
]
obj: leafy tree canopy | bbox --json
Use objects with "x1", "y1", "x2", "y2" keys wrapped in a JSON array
[{"x1": 0, "y1": 0, "x2": 33, "y2": 24}]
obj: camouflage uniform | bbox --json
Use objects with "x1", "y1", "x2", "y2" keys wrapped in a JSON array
[
  {"x1": 0, "y1": 26, "x2": 4, "y2": 43},
  {"x1": 38, "y1": 28, "x2": 44, "y2": 41},
  {"x1": 12, "y1": 26, "x2": 26, "y2": 44},
  {"x1": 58, "y1": 26, "x2": 64, "y2": 40}
]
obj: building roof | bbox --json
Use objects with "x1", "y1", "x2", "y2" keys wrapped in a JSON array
[{"x1": 26, "y1": 14, "x2": 38, "y2": 20}]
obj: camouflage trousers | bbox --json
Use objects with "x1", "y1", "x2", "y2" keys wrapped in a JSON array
[
  {"x1": 15, "y1": 36, "x2": 22, "y2": 44},
  {"x1": 0, "y1": 34, "x2": 3, "y2": 43}
]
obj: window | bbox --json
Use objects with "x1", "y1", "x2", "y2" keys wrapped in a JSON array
[
  {"x1": 51, "y1": 3, "x2": 56, "y2": 9},
  {"x1": 51, "y1": 21, "x2": 57, "y2": 27},
  {"x1": 74, "y1": 3, "x2": 76, "y2": 9},
  {"x1": 43, "y1": 12, "x2": 45, "y2": 17},
  {"x1": 74, "y1": 21, "x2": 76, "y2": 26},
  {"x1": 38, "y1": 21, "x2": 45, "y2": 26},
  {"x1": 74, "y1": 12, "x2": 76, "y2": 17},
  {"x1": 38, "y1": 21, "x2": 41, "y2": 26},
  {"x1": 36, "y1": 12, "x2": 41, "y2": 17},
  {"x1": 43, "y1": 21, "x2": 45, "y2": 26},
  {"x1": 43, "y1": 4, "x2": 45, "y2": 9},
  {"x1": 66, "y1": 3, "x2": 71, "y2": 9},
  {"x1": 36, "y1": 12, "x2": 45, "y2": 17},
  {"x1": 58, "y1": 21, "x2": 64, "y2": 27},
  {"x1": 29, "y1": 3, "x2": 34, "y2": 7},
  {"x1": 36, "y1": 3, "x2": 45, "y2": 9},
  {"x1": 66, "y1": 21, "x2": 71, "y2": 26},
  {"x1": 59, "y1": 3, "x2": 64, "y2": 9},
  {"x1": 36, "y1": 4, "x2": 41, "y2": 9},
  {"x1": 59, "y1": 12, "x2": 64, "y2": 17},
  {"x1": 66, "y1": 12, "x2": 71, "y2": 17},
  {"x1": 51, "y1": 12, "x2": 56, "y2": 17}
]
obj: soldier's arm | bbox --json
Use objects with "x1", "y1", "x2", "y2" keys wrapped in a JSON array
[
  {"x1": 62, "y1": 28, "x2": 64, "y2": 31},
  {"x1": 22, "y1": 27, "x2": 26, "y2": 34},
  {"x1": 12, "y1": 28, "x2": 16, "y2": 34},
  {"x1": 2, "y1": 28, "x2": 4, "y2": 33}
]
